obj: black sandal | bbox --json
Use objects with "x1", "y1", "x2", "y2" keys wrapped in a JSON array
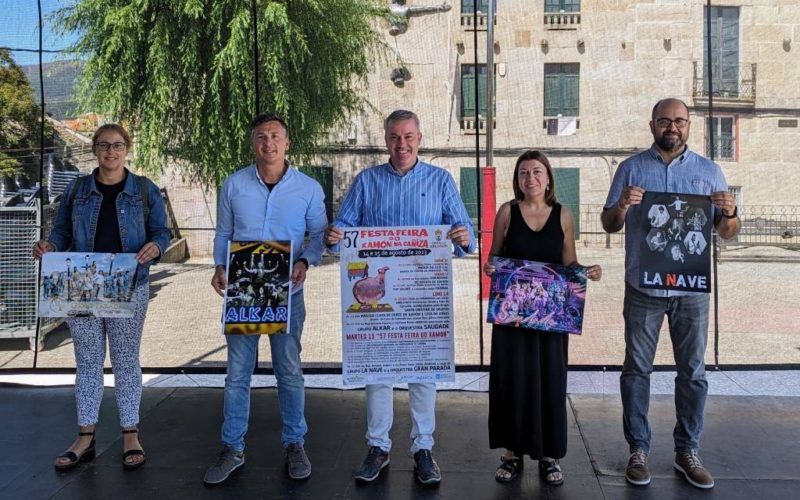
[
  {"x1": 495, "y1": 455, "x2": 523, "y2": 483},
  {"x1": 122, "y1": 429, "x2": 146, "y2": 470},
  {"x1": 538, "y1": 459, "x2": 564, "y2": 486},
  {"x1": 54, "y1": 431, "x2": 96, "y2": 471}
]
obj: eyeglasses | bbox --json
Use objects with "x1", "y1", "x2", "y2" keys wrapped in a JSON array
[
  {"x1": 94, "y1": 142, "x2": 127, "y2": 152},
  {"x1": 655, "y1": 118, "x2": 689, "y2": 129}
]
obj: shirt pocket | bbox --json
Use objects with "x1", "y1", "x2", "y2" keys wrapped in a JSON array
[{"x1": 690, "y1": 177, "x2": 713, "y2": 194}]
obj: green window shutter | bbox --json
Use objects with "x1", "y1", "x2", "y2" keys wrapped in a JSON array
[
  {"x1": 298, "y1": 166, "x2": 333, "y2": 222},
  {"x1": 554, "y1": 168, "x2": 580, "y2": 238},
  {"x1": 544, "y1": 65, "x2": 560, "y2": 116},
  {"x1": 477, "y1": 65, "x2": 488, "y2": 115},
  {"x1": 544, "y1": 63, "x2": 580, "y2": 116},
  {"x1": 546, "y1": 0, "x2": 580, "y2": 12},
  {"x1": 461, "y1": 65, "x2": 476, "y2": 118},
  {"x1": 459, "y1": 167, "x2": 479, "y2": 229},
  {"x1": 562, "y1": 64, "x2": 580, "y2": 116}
]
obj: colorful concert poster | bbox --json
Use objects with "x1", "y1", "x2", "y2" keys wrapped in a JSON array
[
  {"x1": 638, "y1": 192, "x2": 712, "y2": 293},
  {"x1": 486, "y1": 257, "x2": 588, "y2": 335},
  {"x1": 339, "y1": 225, "x2": 454, "y2": 385},
  {"x1": 38, "y1": 252, "x2": 139, "y2": 318},
  {"x1": 223, "y1": 241, "x2": 292, "y2": 335}
]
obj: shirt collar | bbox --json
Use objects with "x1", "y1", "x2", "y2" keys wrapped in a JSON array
[
  {"x1": 251, "y1": 160, "x2": 294, "y2": 187},
  {"x1": 385, "y1": 158, "x2": 421, "y2": 177},
  {"x1": 648, "y1": 143, "x2": 690, "y2": 165}
]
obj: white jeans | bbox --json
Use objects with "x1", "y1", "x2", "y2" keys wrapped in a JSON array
[{"x1": 365, "y1": 382, "x2": 436, "y2": 453}]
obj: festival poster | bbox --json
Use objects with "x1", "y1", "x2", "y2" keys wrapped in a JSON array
[
  {"x1": 340, "y1": 225, "x2": 454, "y2": 385},
  {"x1": 222, "y1": 241, "x2": 292, "y2": 335},
  {"x1": 486, "y1": 257, "x2": 587, "y2": 335},
  {"x1": 38, "y1": 252, "x2": 139, "y2": 318},
  {"x1": 639, "y1": 191, "x2": 712, "y2": 293}
]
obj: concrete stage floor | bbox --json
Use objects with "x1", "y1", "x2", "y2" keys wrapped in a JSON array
[{"x1": 1, "y1": 384, "x2": 798, "y2": 499}]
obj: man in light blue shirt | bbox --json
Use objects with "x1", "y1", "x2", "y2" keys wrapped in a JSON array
[
  {"x1": 204, "y1": 113, "x2": 327, "y2": 485},
  {"x1": 601, "y1": 98, "x2": 740, "y2": 490},
  {"x1": 325, "y1": 109, "x2": 475, "y2": 486}
]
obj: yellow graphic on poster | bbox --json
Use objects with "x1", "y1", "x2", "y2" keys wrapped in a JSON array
[{"x1": 222, "y1": 241, "x2": 292, "y2": 335}]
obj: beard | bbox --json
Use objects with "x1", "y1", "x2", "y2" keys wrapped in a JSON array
[{"x1": 656, "y1": 132, "x2": 684, "y2": 152}]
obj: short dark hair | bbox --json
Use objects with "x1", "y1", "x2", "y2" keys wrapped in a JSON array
[
  {"x1": 92, "y1": 123, "x2": 132, "y2": 150},
  {"x1": 384, "y1": 109, "x2": 420, "y2": 131},
  {"x1": 512, "y1": 150, "x2": 557, "y2": 206},
  {"x1": 651, "y1": 98, "x2": 689, "y2": 120},
  {"x1": 250, "y1": 112, "x2": 288, "y2": 135}
]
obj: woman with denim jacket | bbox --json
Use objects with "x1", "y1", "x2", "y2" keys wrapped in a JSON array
[{"x1": 32, "y1": 123, "x2": 170, "y2": 471}]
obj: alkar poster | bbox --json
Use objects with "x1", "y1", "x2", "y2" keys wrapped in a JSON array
[
  {"x1": 223, "y1": 241, "x2": 292, "y2": 335},
  {"x1": 339, "y1": 225, "x2": 454, "y2": 385},
  {"x1": 38, "y1": 252, "x2": 139, "y2": 318},
  {"x1": 486, "y1": 257, "x2": 588, "y2": 335},
  {"x1": 639, "y1": 191, "x2": 713, "y2": 293}
]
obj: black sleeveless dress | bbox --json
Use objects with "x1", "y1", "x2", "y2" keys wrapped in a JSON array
[{"x1": 488, "y1": 202, "x2": 568, "y2": 460}]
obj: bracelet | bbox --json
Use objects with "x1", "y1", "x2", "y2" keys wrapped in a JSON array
[{"x1": 722, "y1": 206, "x2": 738, "y2": 219}]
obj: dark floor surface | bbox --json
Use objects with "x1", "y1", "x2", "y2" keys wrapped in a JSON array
[{"x1": 1, "y1": 386, "x2": 798, "y2": 499}]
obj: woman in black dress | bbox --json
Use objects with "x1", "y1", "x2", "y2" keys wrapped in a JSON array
[{"x1": 484, "y1": 150, "x2": 602, "y2": 486}]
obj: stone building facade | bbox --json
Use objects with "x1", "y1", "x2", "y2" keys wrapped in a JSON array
[{"x1": 314, "y1": 0, "x2": 800, "y2": 223}]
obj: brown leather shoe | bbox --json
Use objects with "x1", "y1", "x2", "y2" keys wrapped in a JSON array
[
  {"x1": 674, "y1": 451, "x2": 714, "y2": 489},
  {"x1": 625, "y1": 449, "x2": 651, "y2": 486}
]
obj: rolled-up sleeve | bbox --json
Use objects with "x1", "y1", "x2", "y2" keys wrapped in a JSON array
[
  {"x1": 213, "y1": 179, "x2": 234, "y2": 267},
  {"x1": 299, "y1": 182, "x2": 328, "y2": 266},
  {"x1": 441, "y1": 173, "x2": 476, "y2": 256}
]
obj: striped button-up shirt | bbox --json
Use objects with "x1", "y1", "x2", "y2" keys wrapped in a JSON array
[
  {"x1": 332, "y1": 160, "x2": 476, "y2": 256},
  {"x1": 604, "y1": 145, "x2": 728, "y2": 297}
]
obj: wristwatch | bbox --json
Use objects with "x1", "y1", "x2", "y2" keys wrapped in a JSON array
[
  {"x1": 723, "y1": 206, "x2": 738, "y2": 219},
  {"x1": 295, "y1": 258, "x2": 309, "y2": 269}
]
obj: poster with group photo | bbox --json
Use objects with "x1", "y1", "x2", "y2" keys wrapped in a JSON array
[
  {"x1": 638, "y1": 191, "x2": 712, "y2": 293},
  {"x1": 486, "y1": 257, "x2": 588, "y2": 335},
  {"x1": 38, "y1": 252, "x2": 139, "y2": 318},
  {"x1": 223, "y1": 241, "x2": 292, "y2": 335},
  {"x1": 340, "y1": 225, "x2": 454, "y2": 385}
]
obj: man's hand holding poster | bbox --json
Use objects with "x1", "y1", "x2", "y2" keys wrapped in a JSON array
[
  {"x1": 340, "y1": 225, "x2": 454, "y2": 385},
  {"x1": 486, "y1": 257, "x2": 588, "y2": 335},
  {"x1": 639, "y1": 192, "x2": 712, "y2": 293},
  {"x1": 223, "y1": 241, "x2": 292, "y2": 335}
]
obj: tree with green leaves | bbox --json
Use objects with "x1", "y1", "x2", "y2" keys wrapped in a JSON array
[
  {"x1": 0, "y1": 48, "x2": 41, "y2": 178},
  {"x1": 57, "y1": 0, "x2": 385, "y2": 187}
]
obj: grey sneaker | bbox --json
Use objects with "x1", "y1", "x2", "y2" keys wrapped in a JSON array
[
  {"x1": 354, "y1": 446, "x2": 390, "y2": 483},
  {"x1": 674, "y1": 450, "x2": 714, "y2": 489},
  {"x1": 285, "y1": 443, "x2": 312, "y2": 480},
  {"x1": 625, "y1": 448, "x2": 651, "y2": 486},
  {"x1": 203, "y1": 446, "x2": 244, "y2": 485},
  {"x1": 413, "y1": 449, "x2": 441, "y2": 485}
]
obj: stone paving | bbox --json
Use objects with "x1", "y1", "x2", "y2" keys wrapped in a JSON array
[{"x1": 1, "y1": 245, "x2": 798, "y2": 369}]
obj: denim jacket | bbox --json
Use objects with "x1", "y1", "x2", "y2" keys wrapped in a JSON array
[{"x1": 47, "y1": 168, "x2": 171, "y2": 283}]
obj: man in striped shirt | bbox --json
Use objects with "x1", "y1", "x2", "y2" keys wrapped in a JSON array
[{"x1": 326, "y1": 109, "x2": 475, "y2": 485}]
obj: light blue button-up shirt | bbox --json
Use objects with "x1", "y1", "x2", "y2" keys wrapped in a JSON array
[
  {"x1": 332, "y1": 160, "x2": 476, "y2": 256},
  {"x1": 604, "y1": 145, "x2": 727, "y2": 297},
  {"x1": 214, "y1": 164, "x2": 327, "y2": 291}
]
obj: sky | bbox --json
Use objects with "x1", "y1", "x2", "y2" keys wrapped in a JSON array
[{"x1": 0, "y1": 0, "x2": 80, "y2": 66}]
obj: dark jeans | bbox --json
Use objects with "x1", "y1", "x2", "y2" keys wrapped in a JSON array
[{"x1": 620, "y1": 283, "x2": 709, "y2": 454}]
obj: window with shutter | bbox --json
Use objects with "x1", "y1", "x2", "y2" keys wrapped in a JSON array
[
  {"x1": 460, "y1": 64, "x2": 491, "y2": 118},
  {"x1": 545, "y1": 0, "x2": 580, "y2": 13},
  {"x1": 544, "y1": 63, "x2": 580, "y2": 117}
]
